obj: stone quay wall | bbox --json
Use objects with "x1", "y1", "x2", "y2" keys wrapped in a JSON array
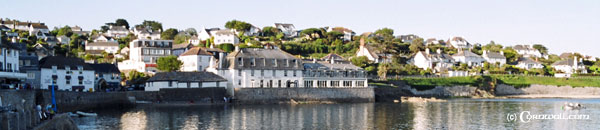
[
  {"x1": 233, "y1": 88, "x2": 375, "y2": 104},
  {"x1": 495, "y1": 84, "x2": 600, "y2": 96}
]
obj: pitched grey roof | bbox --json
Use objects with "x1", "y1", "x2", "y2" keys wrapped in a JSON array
[
  {"x1": 39, "y1": 56, "x2": 94, "y2": 70},
  {"x1": 552, "y1": 59, "x2": 577, "y2": 66},
  {"x1": 513, "y1": 45, "x2": 537, "y2": 51},
  {"x1": 88, "y1": 63, "x2": 120, "y2": 73},
  {"x1": 274, "y1": 23, "x2": 294, "y2": 28},
  {"x1": 484, "y1": 51, "x2": 506, "y2": 59},
  {"x1": 303, "y1": 60, "x2": 363, "y2": 71},
  {"x1": 172, "y1": 43, "x2": 192, "y2": 49},
  {"x1": 87, "y1": 42, "x2": 118, "y2": 47},
  {"x1": 517, "y1": 57, "x2": 541, "y2": 64},
  {"x1": 222, "y1": 48, "x2": 302, "y2": 70},
  {"x1": 109, "y1": 26, "x2": 128, "y2": 31},
  {"x1": 452, "y1": 50, "x2": 481, "y2": 58},
  {"x1": 147, "y1": 72, "x2": 226, "y2": 82},
  {"x1": 321, "y1": 53, "x2": 344, "y2": 61},
  {"x1": 418, "y1": 51, "x2": 454, "y2": 61},
  {"x1": 214, "y1": 29, "x2": 235, "y2": 35}
]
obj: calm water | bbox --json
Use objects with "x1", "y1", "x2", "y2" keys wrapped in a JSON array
[{"x1": 73, "y1": 99, "x2": 600, "y2": 130}]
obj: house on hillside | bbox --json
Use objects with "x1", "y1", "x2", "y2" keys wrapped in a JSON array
[
  {"x1": 188, "y1": 36, "x2": 201, "y2": 46},
  {"x1": 355, "y1": 38, "x2": 391, "y2": 63},
  {"x1": 327, "y1": 27, "x2": 355, "y2": 41},
  {"x1": 88, "y1": 63, "x2": 121, "y2": 91},
  {"x1": 132, "y1": 26, "x2": 161, "y2": 40},
  {"x1": 516, "y1": 57, "x2": 543, "y2": 70},
  {"x1": 410, "y1": 48, "x2": 454, "y2": 72},
  {"x1": 92, "y1": 35, "x2": 118, "y2": 43},
  {"x1": 482, "y1": 50, "x2": 506, "y2": 65},
  {"x1": 0, "y1": 41, "x2": 27, "y2": 88},
  {"x1": 178, "y1": 47, "x2": 214, "y2": 72},
  {"x1": 197, "y1": 27, "x2": 221, "y2": 41},
  {"x1": 118, "y1": 39, "x2": 173, "y2": 73},
  {"x1": 70, "y1": 26, "x2": 90, "y2": 35},
  {"x1": 302, "y1": 58, "x2": 368, "y2": 88},
  {"x1": 56, "y1": 35, "x2": 70, "y2": 45},
  {"x1": 172, "y1": 43, "x2": 193, "y2": 56},
  {"x1": 85, "y1": 42, "x2": 119, "y2": 54},
  {"x1": 551, "y1": 56, "x2": 587, "y2": 74},
  {"x1": 398, "y1": 34, "x2": 421, "y2": 43},
  {"x1": 105, "y1": 25, "x2": 129, "y2": 38},
  {"x1": 321, "y1": 53, "x2": 345, "y2": 61},
  {"x1": 448, "y1": 37, "x2": 471, "y2": 49},
  {"x1": 452, "y1": 50, "x2": 485, "y2": 66},
  {"x1": 145, "y1": 72, "x2": 227, "y2": 91},
  {"x1": 513, "y1": 45, "x2": 543, "y2": 58},
  {"x1": 274, "y1": 23, "x2": 297, "y2": 38},
  {"x1": 39, "y1": 56, "x2": 95, "y2": 91},
  {"x1": 213, "y1": 29, "x2": 239, "y2": 45},
  {"x1": 29, "y1": 23, "x2": 50, "y2": 39},
  {"x1": 208, "y1": 47, "x2": 304, "y2": 89},
  {"x1": 32, "y1": 43, "x2": 54, "y2": 60}
]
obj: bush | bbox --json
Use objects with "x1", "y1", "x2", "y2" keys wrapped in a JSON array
[{"x1": 217, "y1": 43, "x2": 234, "y2": 52}]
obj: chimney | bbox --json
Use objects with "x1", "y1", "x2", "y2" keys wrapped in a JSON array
[
  {"x1": 425, "y1": 48, "x2": 430, "y2": 55},
  {"x1": 218, "y1": 52, "x2": 225, "y2": 69},
  {"x1": 436, "y1": 48, "x2": 442, "y2": 54}
]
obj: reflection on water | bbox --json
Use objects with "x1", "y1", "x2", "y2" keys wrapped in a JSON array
[{"x1": 74, "y1": 99, "x2": 600, "y2": 130}]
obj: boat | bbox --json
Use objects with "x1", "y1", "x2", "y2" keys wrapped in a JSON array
[
  {"x1": 563, "y1": 102, "x2": 584, "y2": 110},
  {"x1": 76, "y1": 111, "x2": 98, "y2": 117},
  {"x1": 67, "y1": 112, "x2": 79, "y2": 117}
]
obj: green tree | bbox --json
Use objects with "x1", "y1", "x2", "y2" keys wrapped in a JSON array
[
  {"x1": 225, "y1": 20, "x2": 252, "y2": 32},
  {"x1": 502, "y1": 47, "x2": 520, "y2": 63},
  {"x1": 161, "y1": 28, "x2": 178, "y2": 40},
  {"x1": 374, "y1": 28, "x2": 394, "y2": 36},
  {"x1": 157, "y1": 56, "x2": 183, "y2": 72},
  {"x1": 217, "y1": 43, "x2": 235, "y2": 52},
  {"x1": 378, "y1": 63, "x2": 389, "y2": 79},
  {"x1": 115, "y1": 19, "x2": 130, "y2": 29},
  {"x1": 173, "y1": 33, "x2": 191, "y2": 44},
  {"x1": 55, "y1": 26, "x2": 73, "y2": 37},
  {"x1": 136, "y1": 20, "x2": 163, "y2": 31},
  {"x1": 532, "y1": 44, "x2": 548, "y2": 54},
  {"x1": 408, "y1": 38, "x2": 425, "y2": 53},
  {"x1": 350, "y1": 56, "x2": 370, "y2": 68},
  {"x1": 482, "y1": 41, "x2": 503, "y2": 52},
  {"x1": 325, "y1": 31, "x2": 344, "y2": 42},
  {"x1": 184, "y1": 28, "x2": 197, "y2": 36},
  {"x1": 300, "y1": 28, "x2": 323, "y2": 40},
  {"x1": 262, "y1": 26, "x2": 280, "y2": 37}
]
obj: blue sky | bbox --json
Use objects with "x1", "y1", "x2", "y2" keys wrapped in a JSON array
[{"x1": 2, "y1": 0, "x2": 599, "y2": 57}]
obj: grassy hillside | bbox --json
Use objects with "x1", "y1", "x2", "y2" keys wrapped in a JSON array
[{"x1": 397, "y1": 75, "x2": 600, "y2": 88}]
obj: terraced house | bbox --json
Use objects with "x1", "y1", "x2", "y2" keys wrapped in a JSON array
[{"x1": 302, "y1": 54, "x2": 368, "y2": 88}]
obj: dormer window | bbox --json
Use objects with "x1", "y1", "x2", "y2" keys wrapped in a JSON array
[
  {"x1": 273, "y1": 59, "x2": 277, "y2": 67},
  {"x1": 286, "y1": 59, "x2": 289, "y2": 67},
  {"x1": 77, "y1": 66, "x2": 83, "y2": 74},
  {"x1": 65, "y1": 66, "x2": 71, "y2": 74},
  {"x1": 250, "y1": 58, "x2": 255, "y2": 66},
  {"x1": 52, "y1": 66, "x2": 57, "y2": 73},
  {"x1": 238, "y1": 58, "x2": 243, "y2": 66},
  {"x1": 292, "y1": 59, "x2": 297, "y2": 67}
]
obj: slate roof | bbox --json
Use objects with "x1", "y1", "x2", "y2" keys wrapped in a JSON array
[
  {"x1": 147, "y1": 72, "x2": 227, "y2": 82},
  {"x1": 452, "y1": 50, "x2": 482, "y2": 58},
  {"x1": 30, "y1": 23, "x2": 48, "y2": 29},
  {"x1": 274, "y1": 23, "x2": 294, "y2": 28},
  {"x1": 517, "y1": 57, "x2": 541, "y2": 64},
  {"x1": 172, "y1": 43, "x2": 192, "y2": 49},
  {"x1": 303, "y1": 60, "x2": 363, "y2": 71},
  {"x1": 552, "y1": 59, "x2": 577, "y2": 66},
  {"x1": 180, "y1": 47, "x2": 213, "y2": 56},
  {"x1": 513, "y1": 45, "x2": 537, "y2": 51},
  {"x1": 222, "y1": 48, "x2": 302, "y2": 70},
  {"x1": 484, "y1": 51, "x2": 505, "y2": 59},
  {"x1": 39, "y1": 56, "x2": 94, "y2": 70},
  {"x1": 109, "y1": 26, "x2": 128, "y2": 31},
  {"x1": 418, "y1": 51, "x2": 454, "y2": 61},
  {"x1": 88, "y1": 63, "x2": 120, "y2": 73},
  {"x1": 329, "y1": 27, "x2": 353, "y2": 33},
  {"x1": 214, "y1": 29, "x2": 235, "y2": 35},
  {"x1": 321, "y1": 53, "x2": 344, "y2": 61},
  {"x1": 87, "y1": 42, "x2": 118, "y2": 47}
]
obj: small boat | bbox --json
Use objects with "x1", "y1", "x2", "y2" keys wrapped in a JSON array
[
  {"x1": 67, "y1": 112, "x2": 79, "y2": 117},
  {"x1": 76, "y1": 111, "x2": 98, "y2": 117},
  {"x1": 563, "y1": 102, "x2": 584, "y2": 110}
]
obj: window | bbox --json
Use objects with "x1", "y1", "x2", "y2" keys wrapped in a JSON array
[
  {"x1": 284, "y1": 70, "x2": 288, "y2": 77},
  {"x1": 260, "y1": 70, "x2": 264, "y2": 76},
  {"x1": 251, "y1": 69, "x2": 254, "y2": 76},
  {"x1": 238, "y1": 58, "x2": 243, "y2": 66},
  {"x1": 268, "y1": 80, "x2": 273, "y2": 88},
  {"x1": 238, "y1": 80, "x2": 241, "y2": 86},
  {"x1": 273, "y1": 59, "x2": 277, "y2": 67},
  {"x1": 168, "y1": 81, "x2": 173, "y2": 87},
  {"x1": 357, "y1": 81, "x2": 365, "y2": 87},
  {"x1": 65, "y1": 77, "x2": 70, "y2": 85},
  {"x1": 286, "y1": 59, "x2": 289, "y2": 67},
  {"x1": 331, "y1": 81, "x2": 339, "y2": 87},
  {"x1": 78, "y1": 78, "x2": 83, "y2": 85},
  {"x1": 65, "y1": 66, "x2": 71, "y2": 74},
  {"x1": 304, "y1": 80, "x2": 313, "y2": 88},
  {"x1": 317, "y1": 81, "x2": 327, "y2": 88},
  {"x1": 78, "y1": 66, "x2": 83, "y2": 74},
  {"x1": 293, "y1": 70, "x2": 296, "y2": 77},
  {"x1": 52, "y1": 66, "x2": 57, "y2": 73},
  {"x1": 250, "y1": 58, "x2": 255, "y2": 66},
  {"x1": 343, "y1": 81, "x2": 352, "y2": 87},
  {"x1": 278, "y1": 80, "x2": 281, "y2": 88},
  {"x1": 238, "y1": 70, "x2": 242, "y2": 76},
  {"x1": 272, "y1": 70, "x2": 276, "y2": 77},
  {"x1": 260, "y1": 80, "x2": 263, "y2": 88}
]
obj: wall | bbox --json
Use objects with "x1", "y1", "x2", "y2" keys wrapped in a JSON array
[
  {"x1": 40, "y1": 91, "x2": 132, "y2": 112},
  {"x1": 233, "y1": 88, "x2": 374, "y2": 104},
  {"x1": 158, "y1": 88, "x2": 227, "y2": 102},
  {"x1": 495, "y1": 84, "x2": 600, "y2": 96}
]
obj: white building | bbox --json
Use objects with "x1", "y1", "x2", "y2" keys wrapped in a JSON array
[
  {"x1": 85, "y1": 42, "x2": 119, "y2": 54},
  {"x1": 213, "y1": 29, "x2": 239, "y2": 45},
  {"x1": 118, "y1": 39, "x2": 173, "y2": 73},
  {"x1": 56, "y1": 35, "x2": 70, "y2": 45},
  {"x1": 327, "y1": 27, "x2": 355, "y2": 41},
  {"x1": 172, "y1": 43, "x2": 193, "y2": 56},
  {"x1": 482, "y1": 50, "x2": 506, "y2": 65},
  {"x1": 132, "y1": 26, "x2": 161, "y2": 40},
  {"x1": 70, "y1": 26, "x2": 90, "y2": 36},
  {"x1": 551, "y1": 57, "x2": 587, "y2": 74},
  {"x1": 513, "y1": 45, "x2": 543, "y2": 58},
  {"x1": 29, "y1": 23, "x2": 50, "y2": 39},
  {"x1": 448, "y1": 37, "x2": 471, "y2": 49},
  {"x1": 39, "y1": 56, "x2": 95, "y2": 91},
  {"x1": 145, "y1": 72, "x2": 227, "y2": 91},
  {"x1": 178, "y1": 47, "x2": 214, "y2": 72},
  {"x1": 243, "y1": 25, "x2": 261, "y2": 36},
  {"x1": 197, "y1": 28, "x2": 220, "y2": 41},
  {"x1": 452, "y1": 50, "x2": 485, "y2": 66},
  {"x1": 410, "y1": 48, "x2": 455, "y2": 72},
  {"x1": 302, "y1": 58, "x2": 368, "y2": 88},
  {"x1": 0, "y1": 40, "x2": 27, "y2": 87},
  {"x1": 516, "y1": 57, "x2": 544, "y2": 70},
  {"x1": 398, "y1": 34, "x2": 421, "y2": 43},
  {"x1": 274, "y1": 23, "x2": 297, "y2": 38},
  {"x1": 355, "y1": 38, "x2": 391, "y2": 63},
  {"x1": 92, "y1": 35, "x2": 118, "y2": 43},
  {"x1": 208, "y1": 47, "x2": 304, "y2": 92},
  {"x1": 88, "y1": 63, "x2": 121, "y2": 91},
  {"x1": 105, "y1": 25, "x2": 129, "y2": 38}
]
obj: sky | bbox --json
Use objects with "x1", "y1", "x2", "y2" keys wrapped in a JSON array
[{"x1": 2, "y1": 0, "x2": 599, "y2": 57}]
